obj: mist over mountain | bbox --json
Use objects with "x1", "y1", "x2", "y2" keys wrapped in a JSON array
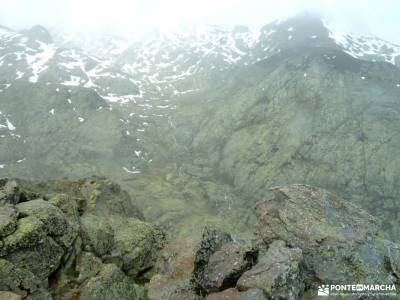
[
  {"x1": 2, "y1": 10, "x2": 400, "y2": 240},
  {"x1": 1, "y1": 13, "x2": 400, "y2": 300}
]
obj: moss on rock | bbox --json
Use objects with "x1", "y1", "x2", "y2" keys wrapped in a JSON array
[
  {"x1": 80, "y1": 263, "x2": 138, "y2": 300},
  {"x1": 80, "y1": 213, "x2": 114, "y2": 257}
]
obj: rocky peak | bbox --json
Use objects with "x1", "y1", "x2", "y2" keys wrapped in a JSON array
[
  {"x1": 259, "y1": 13, "x2": 337, "y2": 51},
  {"x1": 24, "y1": 25, "x2": 53, "y2": 44}
]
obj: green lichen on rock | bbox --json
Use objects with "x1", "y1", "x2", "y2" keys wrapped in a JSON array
[
  {"x1": 6, "y1": 236, "x2": 64, "y2": 281},
  {"x1": 80, "y1": 213, "x2": 114, "y2": 257},
  {"x1": 80, "y1": 263, "x2": 138, "y2": 300},
  {"x1": 74, "y1": 178, "x2": 144, "y2": 220},
  {"x1": 0, "y1": 204, "x2": 18, "y2": 237},
  {"x1": 1, "y1": 216, "x2": 47, "y2": 254},
  {"x1": 0, "y1": 177, "x2": 166, "y2": 299},
  {"x1": 16, "y1": 199, "x2": 78, "y2": 247},
  {"x1": 111, "y1": 217, "x2": 166, "y2": 278},
  {"x1": 75, "y1": 252, "x2": 104, "y2": 283},
  {"x1": 0, "y1": 258, "x2": 41, "y2": 296},
  {"x1": 0, "y1": 291, "x2": 22, "y2": 300}
]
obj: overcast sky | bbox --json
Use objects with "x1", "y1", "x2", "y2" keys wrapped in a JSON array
[{"x1": 1, "y1": 0, "x2": 399, "y2": 43}]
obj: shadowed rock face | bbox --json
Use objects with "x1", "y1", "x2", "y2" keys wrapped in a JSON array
[
  {"x1": 148, "y1": 233, "x2": 203, "y2": 300},
  {"x1": 148, "y1": 228, "x2": 258, "y2": 300},
  {"x1": 237, "y1": 240, "x2": 303, "y2": 299},
  {"x1": 199, "y1": 242, "x2": 257, "y2": 293}
]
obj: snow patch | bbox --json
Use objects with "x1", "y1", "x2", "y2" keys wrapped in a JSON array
[
  {"x1": 123, "y1": 167, "x2": 141, "y2": 174},
  {"x1": 6, "y1": 118, "x2": 16, "y2": 130},
  {"x1": 61, "y1": 75, "x2": 81, "y2": 86},
  {"x1": 26, "y1": 42, "x2": 56, "y2": 83}
]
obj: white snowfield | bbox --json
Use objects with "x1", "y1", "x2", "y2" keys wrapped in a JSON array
[
  {"x1": 25, "y1": 41, "x2": 56, "y2": 83},
  {"x1": 1, "y1": 19, "x2": 399, "y2": 107},
  {"x1": 327, "y1": 26, "x2": 400, "y2": 65}
]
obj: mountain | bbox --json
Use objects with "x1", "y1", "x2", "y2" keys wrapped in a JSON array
[{"x1": 1, "y1": 14, "x2": 400, "y2": 241}]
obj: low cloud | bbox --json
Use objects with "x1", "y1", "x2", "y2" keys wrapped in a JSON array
[{"x1": 1, "y1": 0, "x2": 399, "y2": 43}]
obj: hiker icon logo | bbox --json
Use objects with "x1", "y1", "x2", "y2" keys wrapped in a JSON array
[{"x1": 318, "y1": 285, "x2": 330, "y2": 296}]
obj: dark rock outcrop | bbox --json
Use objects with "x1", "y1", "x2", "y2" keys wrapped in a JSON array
[
  {"x1": 255, "y1": 184, "x2": 400, "y2": 288},
  {"x1": 148, "y1": 233, "x2": 202, "y2": 300},
  {"x1": 199, "y1": 242, "x2": 257, "y2": 293},
  {"x1": 237, "y1": 240, "x2": 303, "y2": 299},
  {"x1": 192, "y1": 227, "x2": 234, "y2": 293},
  {"x1": 149, "y1": 227, "x2": 257, "y2": 299}
]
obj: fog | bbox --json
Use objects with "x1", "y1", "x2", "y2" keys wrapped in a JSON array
[{"x1": 1, "y1": 0, "x2": 399, "y2": 43}]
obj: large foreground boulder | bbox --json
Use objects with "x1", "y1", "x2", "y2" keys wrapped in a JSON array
[
  {"x1": 0, "y1": 189, "x2": 82, "y2": 285},
  {"x1": 0, "y1": 177, "x2": 165, "y2": 299},
  {"x1": 255, "y1": 184, "x2": 400, "y2": 288},
  {"x1": 149, "y1": 227, "x2": 257, "y2": 299},
  {"x1": 0, "y1": 187, "x2": 80, "y2": 298},
  {"x1": 0, "y1": 258, "x2": 41, "y2": 296},
  {"x1": 80, "y1": 213, "x2": 115, "y2": 257},
  {"x1": 237, "y1": 240, "x2": 303, "y2": 299},
  {"x1": 16, "y1": 198, "x2": 78, "y2": 249},
  {"x1": 199, "y1": 242, "x2": 257, "y2": 293},
  {"x1": 109, "y1": 217, "x2": 166, "y2": 278},
  {"x1": 191, "y1": 227, "x2": 236, "y2": 293},
  {"x1": 148, "y1": 233, "x2": 202, "y2": 300}
]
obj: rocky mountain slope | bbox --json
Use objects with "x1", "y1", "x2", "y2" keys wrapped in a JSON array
[
  {"x1": 1, "y1": 179, "x2": 399, "y2": 299},
  {"x1": 1, "y1": 14, "x2": 400, "y2": 243}
]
